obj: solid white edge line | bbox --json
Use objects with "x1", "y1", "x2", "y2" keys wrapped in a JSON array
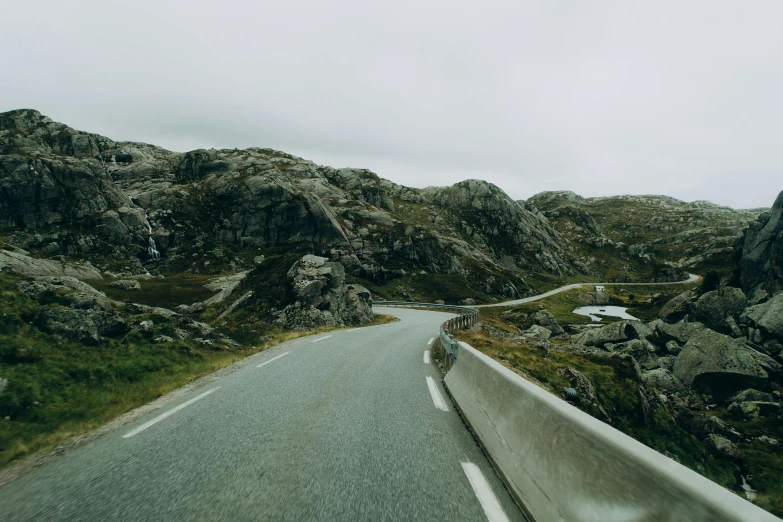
[
  {"x1": 346, "y1": 328, "x2": 360, "y2": 332},
  {"x1": 427, "y1": 337, "x2": 435, "y2": 345},
  {"x1": 312, "y1": 335, "x2": 332, "y2": 343},
  {"x1": 461, "y1": 462, "x2": 510, "y2": 522},
  {"x1": 424, "y1": 350, "x2": 431, "y2": 364},
  {"x1": 257, "y1": 351, "x2": 290, "y2": 368},
  {"x1": 426, "y1": 376, "x2": 448, "y2": 411},
  {"x1": 123, "y1": 387, "x2": 221, "y2": 439}
]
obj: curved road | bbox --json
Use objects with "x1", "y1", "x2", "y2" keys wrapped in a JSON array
[
  {"x1": 477, "y1": 272, "x2": 700, "y2": 308},
  {"x1": 0, "y1": 308, "x2": 525, "y2": 522}
]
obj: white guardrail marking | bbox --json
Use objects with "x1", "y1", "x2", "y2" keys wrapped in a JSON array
[
  {"x1": 123, "y1": 387, "x2": 221, "y2": 439},
  {"x1": 423, "y1": 350, "x2": 431, "y2": 364},
  {"x1": 461, "y1": 462, "x2": 510, "y2": 522},
  {"x1": 312, "y1": 335, "x2": 332, "y2": 343},
  {"x1": 426, "y1": 376, "x2": 449, "y2": 411},
  {"x1": 257, "y1": 351, "x2": 290, "y2": 368}
]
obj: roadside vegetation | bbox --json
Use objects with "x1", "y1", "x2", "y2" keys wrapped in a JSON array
[
  {"x1": 0, "y1": 272, "x2": 394, "y2": 470},
  {"x1": 450, "y1": 281, "x2": 782, "y2": 517}
]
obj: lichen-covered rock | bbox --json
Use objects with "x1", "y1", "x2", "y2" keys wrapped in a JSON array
[
  {"x1": 275, "y1": 255, "x2": 373, "y2": 329},
  {"x1": 530, "y1": 310, "x2": 565, "y2": 336},
  {"x1": 705, "y1": 434, "x2": 743, "y2": 460},
  {"x1": 35, "y1": 307, "x2": 101, "y2": 345},
  {"x1": 67, "y1": 292, "x2": 113, "y2": 312},
  {"x1": 740, "y1": 292, "x2": 783, "y2": 342},
  {"x1": 641, "y1": 368, "x2": 685, "y2": 396},
  {"x1": 110, "y1": 279, "x2": 141, "y2": 291},
  {"x1": 692, "y1": 286, "x2": 747, "y2": 333},
  {"x1": 138, "y1": 320, "x2": 154, "y2": 338},
  {"x1": 570, "y1": 320, "x2": 652, "y2": 348},
  {"x1": 658, "y1": 290, "x2": 695, "y2": 323}
]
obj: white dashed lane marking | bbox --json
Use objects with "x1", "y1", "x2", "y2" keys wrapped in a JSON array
[
  {"x1": 426, "y1": 376, "x2": 448, "y2": 411},
  {"x1": 257, "y1": 352, "x2": 290, "y2": 368},
  {"x1": 123, "y1": 387, "x2": 221, "y2": 439},
  {"x1": 461, "y1": 462, "x2": 510, "y2": 522}
]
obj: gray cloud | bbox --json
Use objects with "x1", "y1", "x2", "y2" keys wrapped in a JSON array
[{"x1": 2, "y1": 0, "x2": 782, "y2": 209}]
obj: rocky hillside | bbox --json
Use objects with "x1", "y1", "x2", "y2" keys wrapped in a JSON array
[
  {"x1": 526, "y1": 191, "x2": 761, "y2": 282},
  {"x1": 0, "y1": 109, "x2": 587, "y2": 303}
]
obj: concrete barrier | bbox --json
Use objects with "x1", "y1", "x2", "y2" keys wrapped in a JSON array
[{"x1": 444, "y1": 342, "x2": 780, "y2": 522}]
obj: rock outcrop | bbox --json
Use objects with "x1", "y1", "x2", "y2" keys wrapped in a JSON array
[
  {"x1": 273, "y1": 255, "x2": 373, "y2": 329},
  {"x1": 733, "y1": 190, "x2": 783, "y2": 296}
]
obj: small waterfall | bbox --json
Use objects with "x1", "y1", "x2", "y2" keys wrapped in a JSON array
[
  {"x1": 144, "y1": 211, "x2": 160, "y2": 260},
  {"x1": 148, "y1": 236, "x2": 161, "y2": 261}
]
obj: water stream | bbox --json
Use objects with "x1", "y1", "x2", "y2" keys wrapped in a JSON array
[{"x1": 572, "y1": 306, "x2": 637, "y2": 322}]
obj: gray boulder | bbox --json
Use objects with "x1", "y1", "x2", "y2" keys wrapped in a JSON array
[
  {"x1": 658, "y1": 290, "x2": 695, "y2": 323},
  {"x1": 705, "y1": 434, "x2": 743, "y2": 460},
  {"x1": 641, "y1": 368, "x2": 685, "y2": 396},
  {"x1": 692, "y1": 286, "x2": 747, "y2": 333},
  {"x1": 275, "y1": 255, "x2": 373, "y2": 329},
  {"x1": 138, "y1": 320, "x2": 154, "y2": 338},
  {"x1": 740, "y1": 291, "x2": 783, "y2": 342},
  {"x1": 15, "y1": 280, "x2": 57, "y2": 300},
  {"x1": 67, "y1": 292, "x2": 113, "y2": 312},
  {"x1": 110, "y1": 279, "x2": 141, "y2": 290},
  {"x1": 673, "y1": 328, "x2": 780, "y2": 401},
  {"x1": 36, "y1": 307, "x2": 101, "y2": 345},
  {"x1": 571, "y1": 320, "x2": 652, "y2": 348},
  {"x1": 530, "y1": 310, "x2": 565, "y2": 336}
]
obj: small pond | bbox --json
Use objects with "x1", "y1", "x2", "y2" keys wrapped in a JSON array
[{"x1": 572, "y1": 306, "x2": 638, "y2": 322}]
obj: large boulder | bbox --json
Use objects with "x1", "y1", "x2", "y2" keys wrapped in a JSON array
[
  {"x1": 691, "y1": 287, "x2": 747, "y2": 333},
  {"x1": 35, "y1": 307, "x2": 101, "y2": 345},
  {"x1": 673, "y1": 328, "x2": 781, "y2": 401},
  {"x1": 733, "y1": 190, "x2": 783, "y2": 296},
  {"x1": 110, "y1": 279, "x2": 141, "y2": 291},
  {"x1": 570, "y1": 320, "x2": 652, "y2": 348},
  {"x1": 275, "y1": 255, "x2": 372, "y2": 329},
  {"x1": 658, "y1": 290, "x2": 695, "y2": 323},
  {"x1": 530, "y1": 309, "x2": 565, "y2": 336},
  {"x1": 740, "y1": 291, "x2": 783, "y2": 342}
]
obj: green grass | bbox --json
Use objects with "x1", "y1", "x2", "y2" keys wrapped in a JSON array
[{"x1": 0, "y1": 271, "x2": 395, "y2": 470}]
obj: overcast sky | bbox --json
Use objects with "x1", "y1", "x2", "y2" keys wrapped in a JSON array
[{"x1": 2, "y1": 1, "x2": 782, "y2": 209}]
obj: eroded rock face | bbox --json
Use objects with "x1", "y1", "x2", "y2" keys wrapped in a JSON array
[
  {"x1": 275, "y1": 255, "x2": 373, "y2": 329},
  {"x1": 734, "y1": 190, "x2": 783, "y2": 296}
]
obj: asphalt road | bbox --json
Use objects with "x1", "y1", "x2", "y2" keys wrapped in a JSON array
[
  {"x1": 0, "y1": 307, "x2": 525, "y2": 522},
  {"x1": 477, "y1": 272, "x2": 700, "y2": 308}
]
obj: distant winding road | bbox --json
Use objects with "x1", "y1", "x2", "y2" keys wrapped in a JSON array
[
  {"x1": 477, "y1": 273, "x2": 700, "y2": 308},
  {"x1": 0, "y1": 308, "x2": 525, "y2": 522}
]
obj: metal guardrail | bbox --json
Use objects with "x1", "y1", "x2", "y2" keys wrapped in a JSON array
[{"x1": 372, "y1": 301, "x2": 479, "y2": 367}]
